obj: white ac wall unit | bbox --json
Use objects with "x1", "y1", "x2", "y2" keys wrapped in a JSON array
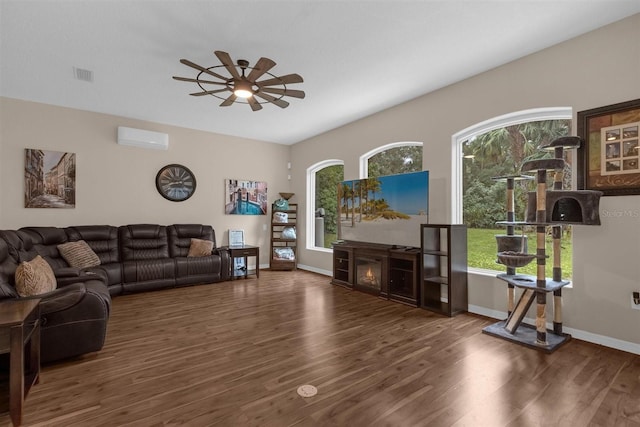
[{"x1": 117, "y1": 126, "x2": 169, "y2": 150}]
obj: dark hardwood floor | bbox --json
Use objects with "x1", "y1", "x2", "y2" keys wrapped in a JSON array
[{"x1": 2, "y1": 270, "x2": 640, "y2": 426}]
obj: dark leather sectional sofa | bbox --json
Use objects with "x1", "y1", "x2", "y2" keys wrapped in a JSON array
[{"x1": 0, "y1": 224, "x2": 231, "y2": 363}]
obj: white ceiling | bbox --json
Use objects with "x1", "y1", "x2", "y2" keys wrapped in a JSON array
[{"x1": 2, "y1": 1, "x2": 639, "y2": 145}]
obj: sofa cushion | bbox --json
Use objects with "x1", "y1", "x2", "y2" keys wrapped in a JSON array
[
  {"x1": 19, "y1": 227, "x2": 69, "y2": 269},
  {"x1": 0, "y1": 230, "x2": 36, "y2": 263},
  {"x1": 187, "y1": 238, "x2": 213, "y2": 257},
  {"x1": 15, "y1": 255, "x2": 57, "y2": 296},
  {"x1": 168, "y1": 224, "x2": 216, "y2": 258},
  {"x1": 119, "y1": 224, "x2": 170, "y2": 261},
  {"x1": 65, "y1": 225, "x2": 120, "y2": 264},
  {"x1": 58, "y1": 240, "x2": 101, "y2": 268},
  {"x1": 0, "y1": 239, "x2": 19, "y2": 299}
]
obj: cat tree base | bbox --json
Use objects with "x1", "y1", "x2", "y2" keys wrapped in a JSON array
[{"x1": 482, "y1": 321, "x2": 571, "y2": 353}]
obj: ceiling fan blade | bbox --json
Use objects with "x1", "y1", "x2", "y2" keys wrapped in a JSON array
[
  {"x1": 220, "y1": 94, "x2": 237, "y2": 107},
  {"x1": 189, "y1": 88, "x2": 229, "y2": 96},
  {"x1": 259, "y1": 87, "x2": 306, "y2": 99},
  {"x1": 173, "y1": 76, "x2": 227, "y2": 86},
  {"x1": 247, "y1": 97, "x2": 263, "y2": 111},
  {"x1": 256, "y1": 73, "x2": 304, "y2": 87},
  {"x1": 214, "y1": 51, "x2": 240, "y2": 80},
  {"x1": 246, "y1": 57, "x2": 276, "y2": 83},
  {"x1": 254, "y1": 92, "x2": 289, "y2": 109},
  {"x1": 180, "y1": 59, "x2": 228, "y2": 81}
]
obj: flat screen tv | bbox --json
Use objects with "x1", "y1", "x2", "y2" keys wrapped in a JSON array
[{"x1": 337, "y1": 171, "x2": 429, "y2": 248}]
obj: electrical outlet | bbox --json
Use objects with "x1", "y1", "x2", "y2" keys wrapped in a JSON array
[{"x1": 632, "y1": 292, "x2": 640, "y2": 310}]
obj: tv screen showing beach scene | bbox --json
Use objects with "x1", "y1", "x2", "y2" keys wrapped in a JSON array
[{"x1": 337, "y1": 171, "x2": 429, "y2": 248}]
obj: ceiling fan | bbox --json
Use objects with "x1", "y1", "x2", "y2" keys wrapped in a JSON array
[{"x1": 173, "y1": 51, "x2": 305, "y2": 111}]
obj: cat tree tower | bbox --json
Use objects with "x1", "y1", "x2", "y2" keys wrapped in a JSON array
[{"x1": 483, "y1": 136, "x2": 602, "y2": 352}]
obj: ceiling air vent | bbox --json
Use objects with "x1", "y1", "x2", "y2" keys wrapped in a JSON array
[{"x1": 73, "y1": 67, "x2": 93, "y2": 82}]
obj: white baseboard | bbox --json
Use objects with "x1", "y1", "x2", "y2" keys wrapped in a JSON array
[
  {"x1": 296, "y1": 264, "x2": 332, "y2": 276},
  {"x1": 469, "y1": 304, "x2": 640, "y2": 355},
  {"x1": 253, "y1": 270, "x2": 640, "y2": 356}
]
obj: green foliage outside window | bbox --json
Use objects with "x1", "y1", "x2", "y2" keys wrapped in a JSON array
[
  {"x1": 315, "y1": 164, "x2": 343, "y2": 248},
  {"x1": 313, "y1": 145, "x2": 423, "y2": 249},
  {"x1": 462, "y1": 120, "x2": 573, "y2": 278},
  {"x1": 368, "y1": 146, "x2": 422, "y2": 178}
]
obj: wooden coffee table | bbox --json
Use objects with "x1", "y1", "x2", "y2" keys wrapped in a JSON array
[{"x1": 0, "y1": 299, "x2": 41, "y2": 426}]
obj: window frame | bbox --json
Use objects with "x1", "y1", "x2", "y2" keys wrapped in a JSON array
[
  {"x1": 306, "y1": 159, "x2": 344, "y2": 253},
  {"x1": 451, "y1": 107, "x2": 572, "y2": 275},
  {"x1": 360, "y1": 141, "x2": 423, "y2": 179}
]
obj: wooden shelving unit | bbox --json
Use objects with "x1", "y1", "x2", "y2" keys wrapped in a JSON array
[
  {"x1": 270, "y1": 203, "x2": 297, "y2": 270},
  {"x1": 420, "y1": 224, "x2": 468, "y2": 316}
]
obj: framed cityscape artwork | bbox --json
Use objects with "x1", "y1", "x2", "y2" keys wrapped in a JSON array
[
  {"x1": 225, "y1": 179, "x2": 267, "y2": 215},
  {"x1": 24, "y1": 148, "x2": 76, "y2": 208}
]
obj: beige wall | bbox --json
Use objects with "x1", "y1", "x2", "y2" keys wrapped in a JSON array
[
  {"x1": 291, "y1": 14, "x2": 640, "y2": 350},
  {"x1": 1, "y1": 14, "x2": 639, "y2": 352},
  {"x1": 0, "y1": 98, "x2": 291, "y2": 266}
]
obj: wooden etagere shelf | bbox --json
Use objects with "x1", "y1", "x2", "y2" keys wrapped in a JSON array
[{"x1": 270, "y1": 203, "x2": 297, "y2": 271}]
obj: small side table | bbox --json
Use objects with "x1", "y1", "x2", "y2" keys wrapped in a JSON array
[
  {"x1": 0, "y1": 299, "x2": 41, "y2": 427},
  {"x1": 225, "y1": 245, "x2": 260, "y2": 280}
]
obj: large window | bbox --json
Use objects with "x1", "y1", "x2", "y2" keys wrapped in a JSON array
[
  {"x1": 307, "y1": 160, "x2": 344, "y2": 250},
  {"x1": 361, "y1": 142, "x2": 423, "y2": 178},
  {"x1": 307, "y1": 143, "x2": 423, "y2": 252},
  {"x1": 453, "y1": 108, "x2": 573, "y2": 279}
]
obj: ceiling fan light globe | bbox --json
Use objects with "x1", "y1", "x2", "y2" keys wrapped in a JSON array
[
  {"x1": 233, "y1": 79, "x2": 254, "y2": 99},
  {"x1": 234, "y1": 88, "x2": 253, "y2": 98}
]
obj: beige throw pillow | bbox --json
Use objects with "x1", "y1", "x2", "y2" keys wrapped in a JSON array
[
  {"x1": 58, "y1": 240, "x2": 101, "y2": 268},
  {"x1": 187, "y1": 238, "x2": 213, "y2": 257},
  {"x1": 15, "y1": 255, "x2": 57, "y2": 297}
]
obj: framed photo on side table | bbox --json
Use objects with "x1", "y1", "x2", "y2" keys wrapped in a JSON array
[
  {"x1": 229, "y1": 229, "x2": 245, "y2": 247},
  {"x1": 577, "y1": 98, "x2": 640, "y2": 196}
]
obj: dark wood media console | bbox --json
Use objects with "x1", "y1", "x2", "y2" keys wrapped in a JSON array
[
  {"x1": 332, "y1": 227, "x2": 468, "y2": 316},
  {"x1": 331, "y1": 241, "x2": 420, "y2": 306}
]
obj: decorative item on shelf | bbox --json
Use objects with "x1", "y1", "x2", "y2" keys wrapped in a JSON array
[
  {"x1": 282, "y1": 226, "x2": 296, "y2": 240},
  {"x1": 274, "y1": 192, "x2": 294, "y2": 211},
  {"x1": 155, "y1": 164, "x2": 196, "y2": 202},
  {"x1": 273, "y1": 198, "x2": 289, "y2": 211},
  {"x1": 228, "y1": 229, "x2": 245, "y2": 247},
  {"x1": 273, "y1": 247, "x2": 295, "y2": 260},
  {"x1": 273, "y1": 211, "x2": 288, "y2": 223}
]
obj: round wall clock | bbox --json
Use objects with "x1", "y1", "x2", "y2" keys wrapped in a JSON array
[{"x1": 155, "y1": 164, "x2": 196, "y2": 202}]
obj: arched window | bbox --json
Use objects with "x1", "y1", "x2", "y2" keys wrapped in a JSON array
[
  {"x1": 360, "y1": 141, "x2": 422, "y2": 178},
  {"x1": 306, "y1": 160, "x2": 344, "y2": 251},
  {"x1": 452, "y1": 107, "x2": 574, "y2": 278},
  {"x1": 360, "y1": 142, "x2": 423, "y2": 178}
]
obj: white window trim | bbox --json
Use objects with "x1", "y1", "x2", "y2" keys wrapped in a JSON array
[
  {"x1": 359, "y1": 141, "x2": 423, "y2": 178},
  {"x1": 451, "y1": 107, "x2": 572, "y2": 224},
  {"x1": 306, "y1": 159, "x2": 344, "y2": 252}
]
